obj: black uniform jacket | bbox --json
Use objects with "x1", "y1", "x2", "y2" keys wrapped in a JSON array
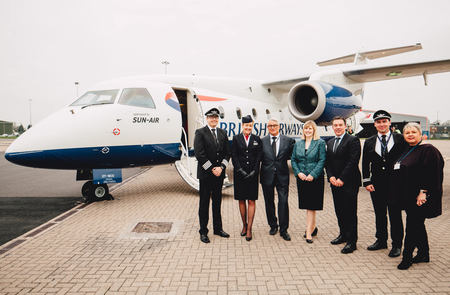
[
  {"x1": 325, "y1": 133, "x2": 362, "y2": 187},
  {"x1": 231, "y1": 133, "x2": 263, "y2": 175},
  {"x1": 362, "y1": 132, "x2": 406, "y2": 187},
  {"x1": 194, "y1": 126, "x2": 231, "y2": 180},
  {"x1": 260, "y1": 134, "x2": 295, "y2": 186}
]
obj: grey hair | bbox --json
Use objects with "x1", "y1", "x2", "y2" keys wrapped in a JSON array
[
  {"x1": 403, "y1": 122, "x2": 422, "y2": 135},
  {"x1": 268, "y1": 117, "x2": 279, "y2": 124}
]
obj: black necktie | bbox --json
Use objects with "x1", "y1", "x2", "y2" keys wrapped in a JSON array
[
  {"x1": 381, "y1": 135, "x2": 387, "y2": 157},
  {"x1": 272, "y1": 137, "x2": 277, "y2": 156},
  {"x1": 333, "y1": 137, "x2": 341, "y2": 153},
  {"x1": 211, "y1": 129, "x2": 218, "y2": 146}
]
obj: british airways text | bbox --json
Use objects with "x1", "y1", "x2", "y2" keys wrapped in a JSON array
[{"x1": 219, "y1": 122, "x2": 303, "y2": 137}]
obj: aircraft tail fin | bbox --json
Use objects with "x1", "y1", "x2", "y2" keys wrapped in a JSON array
[{"x1": 317, "y1": 43, "x2": 422, "y2": 66}]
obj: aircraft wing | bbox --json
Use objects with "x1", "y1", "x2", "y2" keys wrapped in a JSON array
[
  {"x1": 344, "y1": 59, "x2": 450, "y2": 83},
  {"x1": 261, "y1": 76, "x2": 310, "y2": 91}
]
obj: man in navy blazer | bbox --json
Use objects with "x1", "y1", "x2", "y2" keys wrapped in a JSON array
[
  {"x1": 260, "y1": 118, "x2": 295, "y2": 241},
  {"x1": 325, "y1": 116, "x2": 361, "y2": 253}
]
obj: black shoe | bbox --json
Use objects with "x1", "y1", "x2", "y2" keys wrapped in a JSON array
[
  {"x1": 341, "y1": 243, "x2": 356, "y2": 254},
  {"x1": 269, "y1": 227, "x2": 278, "y2": 235},
  {"x1": 306, "y1": 239, "x2": 313, "y2": 244},
  {"x1": 388, "y1": 247, "x2": 401, "y2": 257},
  {"x1": 245, "y1": 235, "x2": 252, "y2": 241},
  {"x1": 240, "y1": 224, "x2": 247, "y2": 237},
  {"x1": 412, "y1": 253, "x2": 430, "y2": 263},
  {"x1": 214, "y1": 230, "x2": 230, "y2": 238},
  {"x1": 331, "y1": 235, "x2": 346, "y2": 245},
  {"x1": 397, "y1": 259, "x2": 412, "y2": 270},
  {"x1": 367, "y1": 240, "x2": 388, "y2": 251},
  {"x1": 281, "y1": 232, "x2": 291, "y2": 241},
  {"x1": 200, "y1": 234, "x2": 210, "y2": 243},
  {"x1": 303, "y1": 227, "x2": 318, "y2": 238}
]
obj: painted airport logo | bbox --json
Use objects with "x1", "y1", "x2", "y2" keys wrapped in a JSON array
[
  {"x1": 101, "y1": 147, "x2": 110, "y2": 154},
  {"x1": 113, "y1": 128, "x2": 120, "y2": 135}
]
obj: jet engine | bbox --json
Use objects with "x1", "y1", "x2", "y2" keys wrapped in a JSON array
[{"x1": 287, "y1": 81, "x2": 362, "y2": 126}]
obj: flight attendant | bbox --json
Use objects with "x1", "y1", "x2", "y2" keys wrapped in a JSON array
[
  {"x1": 194, "y1": 108, "x2": 231, "y2": 243},
  {"x1": 231, "y1": 115, "x2": 263, "y2": 241}
]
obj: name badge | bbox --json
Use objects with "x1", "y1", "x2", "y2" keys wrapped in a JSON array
[{"x1": 394, "y1": 163, "x2": 400, "y2": 170}]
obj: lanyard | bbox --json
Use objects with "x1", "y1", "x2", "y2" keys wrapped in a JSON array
[
  {"x1": 377, "y1": 133, "x2": 392, "y2": 151},
  {"x1": 397, "y1": 141, "x2": 421, "y2": 164}
]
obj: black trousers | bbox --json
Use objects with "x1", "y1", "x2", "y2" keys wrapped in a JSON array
[
  {"x1": 370, "y1": 182, "x2": 404, "y2": 248},
  {"x1": 331, "y1": 185, "x2": 358, "y2": 244},
  {"x1": 198, "y1": 175, "x2": 224, "y2": 235},
  {"x1": 403, "y1": 206, "x2": 429, "y2": 259},
  {"x1": 262, "y1": 176, "x2": 289, "y2": 234}
]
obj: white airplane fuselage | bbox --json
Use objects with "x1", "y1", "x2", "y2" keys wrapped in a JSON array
[{"x1": 5, "y1": 74, "x2": 363, "y2": 170}]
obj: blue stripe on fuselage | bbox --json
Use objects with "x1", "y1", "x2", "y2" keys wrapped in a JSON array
[{"x1": 4, "y1": 143, "x2": 182, "y2": 169}]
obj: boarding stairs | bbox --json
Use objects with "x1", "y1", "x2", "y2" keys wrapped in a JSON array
[{"x1": 174, "y1": 127, "x2": 232, "y2": 191}]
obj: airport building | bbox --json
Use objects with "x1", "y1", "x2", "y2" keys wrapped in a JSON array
[
  {"x1": 0, "y1": 120, "x2": 13, "y2": 135},
  {"x1": 430, "y1": 121, "x2": 450, "y2": 139},
  {"x1": 358, "y1": 110, "x2": 429, "y2": 138}
]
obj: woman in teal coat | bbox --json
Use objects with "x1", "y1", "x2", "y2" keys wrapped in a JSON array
[{"x1": 291, "y1": 120, "x2": 326, "y2": 243}]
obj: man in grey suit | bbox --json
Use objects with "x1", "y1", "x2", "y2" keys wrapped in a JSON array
[{"x1": 260, "y1": 118, "x2": 296, "y2": 241}]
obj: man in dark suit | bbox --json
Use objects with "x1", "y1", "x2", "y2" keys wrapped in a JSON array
[
  {"x1": 362, "y1": 110, "x2": 405, "y2": 257},
  {"x1": 260, "y1": 118, "x2": 295, "y2": 241},
  {"x1": 326, "y1": 116, "x2": 361, "y2": 253},
  {"x1": 194, "y1": 108, "x2": 231, "y2": 243}
]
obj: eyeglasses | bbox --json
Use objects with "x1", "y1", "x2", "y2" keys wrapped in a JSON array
[{"x1": 267, "y1": 124, "x2": 279, "y2": 128}]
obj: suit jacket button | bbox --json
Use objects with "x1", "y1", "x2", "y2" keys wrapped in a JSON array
[
  {"x1": 247, "y1": 162, "x2": 249, "y2": 164},
  {"x1": 382, "y1": 167, "x2": 385, "y2": 170}
]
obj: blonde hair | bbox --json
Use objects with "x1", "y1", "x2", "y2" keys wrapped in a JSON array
[
  {"x1": 302, "y1": 120, "x2": 319, "y2": 140},
  {"x1": 403, "y1": 122, "x2": 422, "y2": 135}
]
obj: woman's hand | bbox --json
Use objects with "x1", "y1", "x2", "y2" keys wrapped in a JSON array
[
  {"x1": 298, "y1": 173, "x2": 307, "y2": 181},
  {"x1": 305, "y1": 175, "x2": 314, "y2": 182},
  {"x1": 416, "y1": 191, "x2": 427, "y2": 206}
]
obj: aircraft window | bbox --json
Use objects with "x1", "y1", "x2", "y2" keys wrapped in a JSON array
[
  {"x1": 218, "y1": 106, "x2": 225, "y2": 119},
  {"x1": 252, "y1": 108, "x2": 258, "y2": 119},
  {"x1": 71, "y1": 89, "x2": 119, "y2": 106},
  {"x1": 119, "y1": 88, "x2": 156, "y2": 109},
  {"x1": 236, "y1": 107, "x2": 242, "y2": 119},
  {"x1": 266, "y1": 109, "x2": 271, "y2": 119}
]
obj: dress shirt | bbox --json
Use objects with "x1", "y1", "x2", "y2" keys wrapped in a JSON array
[{"x1": 375, "y1": 131, "x2": 394, "y2": 156}]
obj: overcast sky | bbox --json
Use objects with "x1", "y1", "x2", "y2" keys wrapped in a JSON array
[{"x1": 1, "y1": 0, "x2": 450, "y2": 127}]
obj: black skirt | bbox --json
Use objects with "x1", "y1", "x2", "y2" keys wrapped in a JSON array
[
  {"x1": 296, "y1": 176, "x2": 324, "y2": 210},
  {"x1": 234, "y1": 173, "x2": 259, "y2": 201}
]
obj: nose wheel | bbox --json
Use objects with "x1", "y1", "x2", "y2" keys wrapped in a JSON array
[{"x1": 82, "y1": 181, "x2": 111, "y2": 202}]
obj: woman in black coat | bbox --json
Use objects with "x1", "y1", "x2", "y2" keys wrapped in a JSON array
[
  {"x1": 231, "y1": 115, "x2": 262, "y2": 241},
  {"x1": 391, "y1": 122, "x2": 444, "y2": 270}
]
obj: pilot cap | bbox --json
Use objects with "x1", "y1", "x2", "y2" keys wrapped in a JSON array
[
  {"x1": 205, "y1": 108, "x2": 220, "y2": 117},
  {"x1": 242, "y1": 115, "x2": 253, "y2": 124},
  {"x1": 373, "y1": 110, "x2": 391, "y2": 121}
]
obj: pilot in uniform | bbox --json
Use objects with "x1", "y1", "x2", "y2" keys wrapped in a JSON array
[
  {"x1": 362, "y1": 110, "x2": 406, "y2": 257},
  {"x1": 194, "y1": 107, "x2": 231, "y2": 243}
]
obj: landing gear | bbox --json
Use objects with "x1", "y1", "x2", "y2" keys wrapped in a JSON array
[{"x1": 81, "y1": 181, "x2": 111, "y2": 202}]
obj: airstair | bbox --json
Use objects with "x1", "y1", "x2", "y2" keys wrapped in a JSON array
[{"x1": 174, "y1": 127, "x2": 232, "y2": 191}]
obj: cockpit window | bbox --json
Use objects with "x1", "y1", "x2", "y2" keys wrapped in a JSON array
[
  {"x1": 119, "y1": 88, "x2": 156, "y2": 109},
  {"x1": 70, "y1": 89, "x2": 119, "y2": 106}
]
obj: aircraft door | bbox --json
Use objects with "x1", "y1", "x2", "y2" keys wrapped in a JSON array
[{"x1": 173, "y1": 88, "x2": 204, "y2": 149}]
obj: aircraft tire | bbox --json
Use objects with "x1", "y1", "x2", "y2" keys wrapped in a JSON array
[
  {"x1": 81, "y1": 181, "x2": 93, "y2": 197},
  {"x1": 88, "y1": 183, "x2": 109, "y2": 202}
]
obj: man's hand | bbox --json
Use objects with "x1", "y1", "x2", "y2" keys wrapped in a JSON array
[
  {"x1": 212, "y1": 167, "x2": 223, "y2": 177},
  {"x1": 416, "y1": 191, "x2": 427, "y2": 206},
  {"x1": 365, "y1": 185, "x2": 375, "y2": 192},
  {"x1": 330, "y1": 176, "x2": 337, "y2": 186},
  {"x1": 305, "y1": 175, "x2": 314, "y2": 182},
  {"x1": 335, "y1": 179, "x2": 344, "y2": 187}
]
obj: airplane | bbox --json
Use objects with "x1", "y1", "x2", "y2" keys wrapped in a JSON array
[{"x1": 5, "y1": 43, "x2": 450, "y2": 201}]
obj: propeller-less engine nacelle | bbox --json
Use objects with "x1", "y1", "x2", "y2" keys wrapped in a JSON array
[{"x1": 288, "y1": 81, "x2": 362, "y2": 126}]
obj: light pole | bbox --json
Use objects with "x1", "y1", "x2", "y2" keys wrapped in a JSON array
[
  {"x1": 75, "y1": 81, "x2": 79, "y2": 97},
  {"x1": 161, "y1": 60, "x2": 170, "y2": 75},
  {"x1": 28, "y1": 99, "x2": 32, "y2": 128}
]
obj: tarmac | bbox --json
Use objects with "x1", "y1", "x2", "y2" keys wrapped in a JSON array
[{"x1": 0, "y1": 140, "x2": 449, "y2": 294}]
